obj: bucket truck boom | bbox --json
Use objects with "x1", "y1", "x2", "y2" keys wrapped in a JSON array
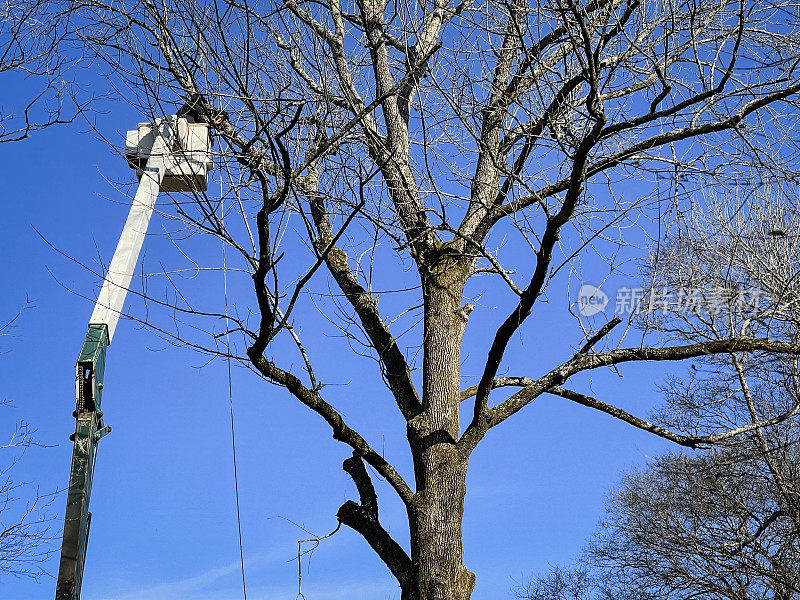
[{"x1": 55, "y1": 115, "x2": 212, "y2": 600}]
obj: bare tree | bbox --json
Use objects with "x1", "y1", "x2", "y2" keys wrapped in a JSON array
[
  {"x1": 520, "y1": 427, "x2": 800, "y2": 600},
  {"x1": 0, "y1": 304, "x2": 56, "y2": 580},
  {"x1": 514, "y1": 566, "x2": 598, "y2": 600},
  {"x1": 589, "y1": 445, "x2": 800, "y2": 599},
  {"x1": 0, "y1": 0, "x2": 78, "y2": 142},
  {"x1": 53, "y1": 0, "x2": 800, "y2": 597},
  {"x1": 521, "y1": 193, "x2": 800, "y2": 600},
  {"x1": 0, "y1": 416, "x2": 56, "y2": 581},
  {"x1": 514, "y1": 564, "x2": 652, "y2": 600}
]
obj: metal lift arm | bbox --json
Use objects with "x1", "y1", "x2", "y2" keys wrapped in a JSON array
[
  {"x1": 55, "y1": 122, "x2": 171, "y2": 600},
  {"x1": 55, "y1": 113, "x2": 212, "y2": 600}
]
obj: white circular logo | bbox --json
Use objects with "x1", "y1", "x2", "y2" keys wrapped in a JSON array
[{"x1": 577, "y1": 284, "x2": 608, "y2": 316}]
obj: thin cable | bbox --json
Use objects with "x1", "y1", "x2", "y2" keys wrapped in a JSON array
[{"x1": 222, "y1": 176, "x2": 248, "y2": 600}]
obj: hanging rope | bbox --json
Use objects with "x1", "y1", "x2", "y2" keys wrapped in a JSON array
[{"x1": 222, "y1": 177, "x2": 248, "y2": 600}]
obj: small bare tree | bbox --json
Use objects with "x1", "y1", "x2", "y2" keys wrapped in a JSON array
[
  {"x1": 0, "y1": 305, "x2": 56, "y2": 580},
  {"x1": 0, "y1": 417, "x2": 56, "y2": 581},
  {"x1": 589, "y1": 445, "x2": 800, "y2": 599},
  {"x1": 521, "y1": 428, "x2": 800, "y2": 600},
  {"x1": 53, "y1": 0, "x2": 800, "y2": 597},
  {"x1": 514, "y1": 564, "x2": 651, "y2": 600}
]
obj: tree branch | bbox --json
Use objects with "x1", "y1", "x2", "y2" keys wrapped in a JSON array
[
  {"x1": 337, "y1": 452, "x2": 413, "y2": 588},
  {"x1": 307, "y1": 185, "x2": 422, "y2": 421},
  {"x1": 247, "y1": 352, "x2": 414, "y2": 506},
  {"x1": 461, "y1": 337, "x2": 800, "y2": 452},
  {"x1": 547, "y1": 385, "x2": 800, "y2": 450}
]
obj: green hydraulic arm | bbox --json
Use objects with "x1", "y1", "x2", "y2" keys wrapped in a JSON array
[
  {"x1": 55, "y1": 324, "x2": 110, "y2": 600},
  {"x1": 55, "y1": 115, "x2": 213, "y2": 600}
]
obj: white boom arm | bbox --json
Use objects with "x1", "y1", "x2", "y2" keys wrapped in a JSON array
[{"x1": 88, "y1": 121, "x2": 170, "y2": 342}]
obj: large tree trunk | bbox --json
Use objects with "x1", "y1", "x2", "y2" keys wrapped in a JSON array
[
  {"x1": 406, "y1": 261, "x2": 475, "y2": 600},
  {"x1": 407, "y1": 451, "x2": 474, "y2": 600}
]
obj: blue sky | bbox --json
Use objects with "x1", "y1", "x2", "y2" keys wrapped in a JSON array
[{"x1": 0, "y1": 76, "x2": 686, "y2": 600}]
